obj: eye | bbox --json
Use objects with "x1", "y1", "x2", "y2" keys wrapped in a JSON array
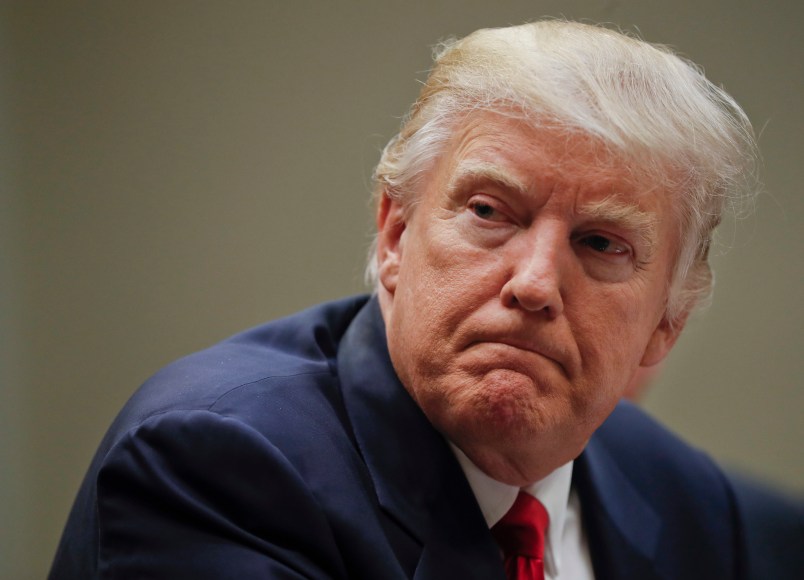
[
  {"x1": 472, "y1": 202, "x2": 496, "y2": 219},
  {"x1": 577, "y1": 234, "x2": 632, "y2": 258},
  {"x1": 467, "y1": 197, "x2": 510, "y2": 223},
  {"x1": 584, "y1": 235, "x2": 618, "y2": 253}
]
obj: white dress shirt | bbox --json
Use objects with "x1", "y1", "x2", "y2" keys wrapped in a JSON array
[{"x1": 450, "y1": 445, "x2": 595, "y2": 580}]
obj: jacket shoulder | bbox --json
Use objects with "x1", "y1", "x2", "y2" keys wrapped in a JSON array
[
  {"x1": 589, "y1": 401, "x2": 738, "y2": 515},
  {"x1": 110, "y1": 295, "x2": 370, "y2": 431},
  {"x1": 49, "y1": 295, "x2": 373, "y2": 579},
  {"x1": 593, "y1": 401, "x2": 726, "y2": 481},
  {"x1": 577, "y1": 401, "x2": 744, "y2": 579}
]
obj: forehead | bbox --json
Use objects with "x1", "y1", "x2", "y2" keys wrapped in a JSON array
[
  {"x1": 434, "y1": 112, "x2": 655, "y2": 202},
  {"x1": 416, "y1": 111, "x2": 682, "y2": 265}
]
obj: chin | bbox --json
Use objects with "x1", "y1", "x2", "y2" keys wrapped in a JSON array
[
  {"x1": 476, "y1": 368, "x2": 550, "y2": 419},
  {"x1": 435, "y1": 371, "x2": 553, "y2": 445}
]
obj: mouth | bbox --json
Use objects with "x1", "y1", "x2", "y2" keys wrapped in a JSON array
[{"x1": 465, "y1": 339, "x2": 570, "y2": 378}]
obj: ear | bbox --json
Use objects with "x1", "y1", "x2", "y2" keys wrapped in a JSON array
[
  {"x1": 639, "y1": 313, "x2": 686, "y2": 367},
  {"x1": 375, "y1": 193, "x2": 407, "y2": 295}
]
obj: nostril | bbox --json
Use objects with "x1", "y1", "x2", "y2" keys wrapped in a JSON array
[{"x1": 500, "y1": 273, "x2": 563, "y2": 318}]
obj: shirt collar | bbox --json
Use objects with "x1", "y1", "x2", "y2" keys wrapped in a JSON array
[{"x1": 450, "y1": 444, "x2": 574, "y2": 578}]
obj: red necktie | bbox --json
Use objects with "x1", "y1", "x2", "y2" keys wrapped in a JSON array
[{"x1": 491, "y1": 491, "x2": 550, "y2": 580}]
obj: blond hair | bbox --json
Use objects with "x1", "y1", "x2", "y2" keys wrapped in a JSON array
[{"x1": 368, "y1": 21, "x2": 758, "y2": 324}]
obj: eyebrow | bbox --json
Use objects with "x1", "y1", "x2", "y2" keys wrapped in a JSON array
[
  {"x1": 447, "y1": 161, "x2": 529, "y2": 196},
  {"x1": 578, "y1": 196, "x2": 659, "y2": 258},
  {"x1": 448, "y1": 161, "x2": 660, "y2": 259}
]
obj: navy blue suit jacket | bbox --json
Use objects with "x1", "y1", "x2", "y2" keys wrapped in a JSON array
[
  {"x1": 51, "y1": 296, "x2": 750, "y2": 579},
  {"x1": 728, "y1": 472, "x2": 804, "y2": 578}
]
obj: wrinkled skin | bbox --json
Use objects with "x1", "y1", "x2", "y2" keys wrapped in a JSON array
[{"x1": 376, "y1": 112, "x2": 686, "y2": 486}]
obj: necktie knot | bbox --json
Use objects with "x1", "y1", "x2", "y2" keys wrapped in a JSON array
[{"x1": 491, "y1": 491, "x2": 549, "y2": 579}]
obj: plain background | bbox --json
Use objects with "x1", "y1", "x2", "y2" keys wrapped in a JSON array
[{"x1": 2, "y1": 1, "x2": 802, "y2": 577}]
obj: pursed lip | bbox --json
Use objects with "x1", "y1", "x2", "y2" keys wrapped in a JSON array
[{"x1": 465, "y1": 336, "x2": 571, "y2": 378}]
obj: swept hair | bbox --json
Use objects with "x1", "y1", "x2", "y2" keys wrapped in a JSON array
[{"x1": 367, "y1": 20, "x2": 758, "y2": 324}]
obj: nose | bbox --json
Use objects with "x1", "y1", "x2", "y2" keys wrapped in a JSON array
[{"x1": 499, "y1": 226, "x2": 565, "y2": 318}]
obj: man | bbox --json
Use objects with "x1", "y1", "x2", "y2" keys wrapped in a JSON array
[{"x1": 51, "y1": 21, "x2": 760, "y2": 579}]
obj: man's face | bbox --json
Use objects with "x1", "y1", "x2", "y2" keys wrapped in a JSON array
[{"x1": 376, "y1": 112, "x2": 685, "y2": 486}]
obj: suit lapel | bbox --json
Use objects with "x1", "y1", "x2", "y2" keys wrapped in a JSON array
[
  {"x1": 337, "y1": 297, "x2": 504, "y2": 579},
  {"x1": 338, "y1": 299, "x2": 673, "y2": 579},
  {"x1": 575, "y1": 425, "x2": 669, "y2": 580}
]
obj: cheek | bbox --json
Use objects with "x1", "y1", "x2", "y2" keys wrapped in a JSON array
[
  {"x1": 400, "y1": 223, "x2": 501, "y2": 318},
  {"x1": 391, "y1": 237, "x2": 505, "y2": 388},
  {"x1": 569, "y1": 287, "x2": 658, "y2": 385}
]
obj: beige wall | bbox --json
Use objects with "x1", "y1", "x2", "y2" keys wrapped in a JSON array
[{"x1": 3, "y1": 1, "x2": 802, "y2": 577}]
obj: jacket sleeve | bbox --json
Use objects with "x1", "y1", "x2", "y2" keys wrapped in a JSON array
[{"x1": 95, "y1": 409, "x2": 346, "y2": 579}]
